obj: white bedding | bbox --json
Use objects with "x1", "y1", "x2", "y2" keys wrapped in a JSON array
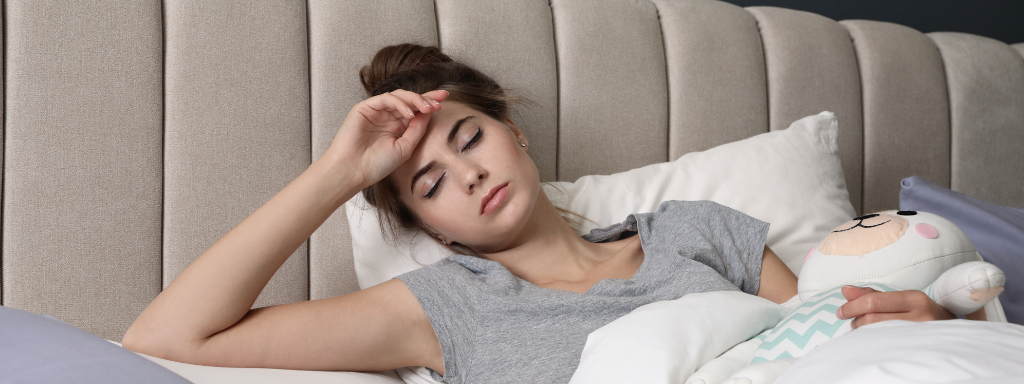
[{"x1": 571, "y1": 294, "x2": 1024, "y2": 384}]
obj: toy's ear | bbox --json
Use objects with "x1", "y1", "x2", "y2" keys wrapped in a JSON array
[{"x1": 915, "y1": 223, "x2": 938, "y2": 239}]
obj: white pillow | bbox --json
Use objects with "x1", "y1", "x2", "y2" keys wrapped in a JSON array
[
  {"x1": 347, "y1": 111, "x2": 856, "y2": 288},
  {"x1": 568, "y1": 291, "x2": 788, "y2": 384}
]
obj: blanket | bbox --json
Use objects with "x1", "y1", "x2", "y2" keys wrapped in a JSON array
[{"x1": 570, "y1": 293, "x2": 1024, "y2": 384}]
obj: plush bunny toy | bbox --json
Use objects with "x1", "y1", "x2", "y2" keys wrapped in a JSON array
[{"x1": 722, "y1": 210, "x2": 1005, "y2": 383}]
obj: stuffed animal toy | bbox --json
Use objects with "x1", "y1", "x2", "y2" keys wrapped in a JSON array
[{"x1": 722, "y1": 210, "x2": 1005, "y2": 383}]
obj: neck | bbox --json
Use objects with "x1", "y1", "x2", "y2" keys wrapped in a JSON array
[{"x1": 480, "y1": 189, "x2": 615, "y2": 285}]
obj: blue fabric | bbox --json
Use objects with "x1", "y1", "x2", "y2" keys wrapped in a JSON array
[
  {"x1": 0, "y1": 306, "x2": 190, "y2": 384},
  {"x1": 899, "y1": 176, "x2": 1024, "y2": 325}
]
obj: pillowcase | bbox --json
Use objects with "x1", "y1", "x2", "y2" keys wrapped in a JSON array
[
  {"x1": 900, "y1": 175, "x2": 1024, "y2": 325},
  {"x1": 346, "y1": 111, "x2": 857, "y2": 288},
  {"x1": 568, "y1": 291, "x2": 788, "y2": 384},
  {"x1": 134, "y1": 351, "x2": 404, "y2": 384},
  {"x1": 0, "y1": 305, "x2": 190, "y2": 384}
]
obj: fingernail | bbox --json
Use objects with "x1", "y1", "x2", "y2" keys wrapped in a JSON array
[
  {"x1": 430, "y1": 98, "x2": 440, "y2": 106},
  {"x1": 836, "y1": 307, "x2": 843, "y2": 319},
  {"x1": 422, "y1": 100, "x2": 431, "y2": 109}
]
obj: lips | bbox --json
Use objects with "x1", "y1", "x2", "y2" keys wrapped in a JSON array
[{"x1": 480, "y1": 182, "x2": 510, "y2": 215}]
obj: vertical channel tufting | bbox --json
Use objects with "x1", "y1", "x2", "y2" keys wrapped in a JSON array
[
  {"x1": 0, "y1": 1, "x2": 5, "y2": 305},
  {"x1": 3, "y1": 0, "x2": 163, "y2": 341},
  {"x1": 842, "y1": 20, "x2": 951, "y2": 214},
  {"x1": 1013, "y1": 44, "x2": 1024, "y2": 59},
  {"x1": 434, "y1": 0, "x2": 559, "y2": 182},
  {"x1": 651, "y1": 0, "x2": 768, "y2": 161},
  {"x1": 163, "y1": 0, "x2": 310, "y2": 307},
  {"x1": 747, "y1": 7, "x2": 864, "y2": 214},
  {"x1": 930, "y1": 33, "x2": 1024, "y2": 208},
  {"x1": 308, "y1": 0, "x2": 438, "y2": 299},
  {"x1": 551, "y1": 0, "x2": 669, "y2": 181}
]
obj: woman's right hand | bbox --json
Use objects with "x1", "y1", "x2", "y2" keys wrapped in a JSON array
[{"x1": 326, "y1": 89, "x2": 448, "y2": 188}]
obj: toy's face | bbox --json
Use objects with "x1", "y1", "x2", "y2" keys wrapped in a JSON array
[
  {"x1": 798, "y1": 210, "x2": 978, "y2": 298},
  {"x1": 819, "y1": 211, "x2": 917, "y2": 256}
]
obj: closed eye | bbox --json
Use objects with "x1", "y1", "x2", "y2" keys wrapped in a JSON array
[
  {"x1": 425, "y1": 172, "x2": 445, "y2": 199},
  {"x1": 461, "y1": 128, "x2": 482, "y2": 152}
]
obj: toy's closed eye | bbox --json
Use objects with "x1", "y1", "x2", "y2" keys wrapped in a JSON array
[{"x1": 915, "y1": 223, "x2": 938, "y2": 239}]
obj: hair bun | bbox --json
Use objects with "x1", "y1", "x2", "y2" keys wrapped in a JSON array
[{"x1": 360, "y1": 44, "x2": 453, "y2": 96}]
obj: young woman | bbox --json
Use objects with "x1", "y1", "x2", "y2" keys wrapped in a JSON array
[{"x1": 123, "y1": 44, "x2": 954, "y2": 383}]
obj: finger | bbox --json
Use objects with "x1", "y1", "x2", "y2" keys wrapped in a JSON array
[
  {"x1": 364, "y1": 93, "x2": 417, "y2": 119},
  {"x1": 389, "y1": 109, "x2": 408, "y2": 121},
  {"x1": 393, "y1": 112, "x2": 431, "y2": 161},
  {"x1": 423, "y1": 89, "x2": 449, "y2": 104},
  {"x1": 840, "y1": 285, "x2": 876, "y2": 302},
  {"x1": 389, "y1": 89, "x2": 435, "y2": 114},
  {"x1": 839, "y1": 290, "x2": 927, "y2": 320},
  {"x1": 850, "y1": 312, "x2": 909, "y2": 330}
]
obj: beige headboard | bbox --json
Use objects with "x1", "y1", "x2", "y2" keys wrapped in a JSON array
[{"x1": 2, "y1": 0, "x2": 1022, "y2": 341}]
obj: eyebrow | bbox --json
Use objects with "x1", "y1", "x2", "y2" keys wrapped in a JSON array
[{"x1": 410, "y1": 115, "x2": 474, "y2": 194}]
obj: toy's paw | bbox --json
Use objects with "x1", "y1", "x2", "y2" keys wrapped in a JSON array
[
  {"x1": 723, "y1": 359, "x2": 795, "y2": 384},
  {"x1": 929, "y1": 261, "x2": 1005, "y2": 315},
  {"x1": 967, "y1": 266, "x2": 1006, "y2": 302}
]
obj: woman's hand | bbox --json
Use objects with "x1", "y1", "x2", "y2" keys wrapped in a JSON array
[
  {"x1": 326, "y1": 89, "x2": 449, "y2": 188},
  {"x1": 837, "y1": 286, "x2": 955, "y2": 329}
]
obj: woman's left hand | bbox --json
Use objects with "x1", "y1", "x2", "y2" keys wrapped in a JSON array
[{"x1": 836, "y1": 286, "x2": 955, "y2": 329}]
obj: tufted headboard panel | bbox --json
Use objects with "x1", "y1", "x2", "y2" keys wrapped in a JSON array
[{"x1": 2, "y1": 0, "x2": 1022, "y2": 341}]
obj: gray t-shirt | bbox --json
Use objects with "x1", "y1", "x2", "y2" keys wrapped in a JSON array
[{"x1": 396, "y1": 200, "x2": 769, "y2": 384}]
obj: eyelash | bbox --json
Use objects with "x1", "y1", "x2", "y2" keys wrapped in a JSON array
[{"x1": 424, "y1": 128, "x2": 483, "y2": 199}]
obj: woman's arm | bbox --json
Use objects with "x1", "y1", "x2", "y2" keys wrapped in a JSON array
[
  {"x1": 756, "y1": 246, "x2": 799, "y2": 304},
  {"x1": 123, "y1": 89, "x2": 448, "y2": 372}
]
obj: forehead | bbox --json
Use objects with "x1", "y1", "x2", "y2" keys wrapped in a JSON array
[{"x1": 387, "y1": 102, "x2": 477, "y2": 186}]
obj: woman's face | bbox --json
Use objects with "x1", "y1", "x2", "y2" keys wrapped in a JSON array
[{"x1": 388, "y1": 101, "x2": 540, "y2": 253}]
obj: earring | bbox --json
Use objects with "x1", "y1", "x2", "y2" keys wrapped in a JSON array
[
  {"x1": 442, "y1": 239, "x2": 448, "y2": 245},
  {"x1": 520, "y1": 142, "x2": 526, "y2": 147}
]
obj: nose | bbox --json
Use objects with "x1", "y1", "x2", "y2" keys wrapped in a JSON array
[{"x1": 456, "y1": 161, "x2": 487, "y2": 194}]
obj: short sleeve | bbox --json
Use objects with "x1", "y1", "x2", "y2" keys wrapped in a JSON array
[
  {"x1": 395, "y1": 259, "x2": 479, "y2": 383},
  {"x1": 635, "y1": 200, "x2": 770, "y2": 295}
]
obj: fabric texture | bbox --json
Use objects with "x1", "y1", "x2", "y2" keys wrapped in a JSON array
[
  {"x1": 900, "y1": 175, "x2": 1024, "y2": 324},
  {"x1": 0, "y1": 306, "x2": 190, "y2": 384},
  {"x1": 773, "y1": 320, "x2": 1024, "y2": 384},
  {"x1": 396, "y1": 200, "x2": 769, "y2": 384},
  {"x1": 348, "y1": 112, "x2": 855, "y2": 290},
  {"x1": 569, "y1": 291, "x2": 788, "y2": 384},
  {"x1": 135, "y1": 348, "x2": 403, "y2": 384}
]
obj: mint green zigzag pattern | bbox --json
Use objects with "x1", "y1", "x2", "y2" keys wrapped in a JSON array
[{"x1": 749, "y1": 283, "x2": 895, "y2": 365}]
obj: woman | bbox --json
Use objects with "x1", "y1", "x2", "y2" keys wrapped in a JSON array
[{"x1": 123, "y1": 44, "x2": 954, "y2": 383}]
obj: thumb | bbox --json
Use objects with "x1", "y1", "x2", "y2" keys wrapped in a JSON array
[
  {"x1": 840, "y1": 285, "x2": 876, "y2": 301},
  {"x1": 393, "y1": 112, "x2": 430, "y2": 161}
]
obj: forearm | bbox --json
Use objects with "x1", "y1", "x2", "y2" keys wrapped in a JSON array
[{"x1": 125, "y1": 154, "x2": 363, "y2": 353}]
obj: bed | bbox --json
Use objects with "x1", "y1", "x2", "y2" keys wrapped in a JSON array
[{"x1": 2, "y1": 0, "x2": 1023, "y2": 383}]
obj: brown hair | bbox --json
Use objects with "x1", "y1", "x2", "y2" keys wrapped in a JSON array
[{"x1": 358, "y1": 44, "x2": 588, "y2": 255}]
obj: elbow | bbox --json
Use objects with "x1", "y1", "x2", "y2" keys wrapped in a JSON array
[
  {"x1": 121, "y1": 324, "x2": 163, "y2": 358},
  {"x1": 121, "y1": 323, "x2": 193, "y2": 362}
]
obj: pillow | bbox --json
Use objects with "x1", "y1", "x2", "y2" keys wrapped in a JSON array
[
  {"x1": 568, "y1": 291, "x2": 788, "y2": 384},
  {"x1": 0, "y1": 305, "x2": 190, "y2": 384},
  {"x1": 900, "y1": 175, "x2": 1024, "y2": 325},
  {"x1": 134, "y1": 351, "x2": 404, "y2": 384},
  {"x1": 347, "y1": 111, "x2": 857, "y2": 288}
]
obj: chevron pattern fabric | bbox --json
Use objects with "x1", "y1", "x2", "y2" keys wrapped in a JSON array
[{"x1": 749, "y1": 283, "x2": 896, "y2": 364}]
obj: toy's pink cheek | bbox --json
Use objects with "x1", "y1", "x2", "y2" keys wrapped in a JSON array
[
  {"x1": 915, "y1": 223, "x2": 938, "y2": 239},
  {"x1": 804, "y1": 246, "x2": 816, "y2": 263}
]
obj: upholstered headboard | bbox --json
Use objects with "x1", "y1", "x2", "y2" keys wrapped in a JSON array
[{"x1": 2, "y1": 0, "x2": 1022, "y2": 341}]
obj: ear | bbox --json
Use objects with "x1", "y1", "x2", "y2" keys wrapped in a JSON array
[{"x1": 505, "y1": 118, "x2": 528, "y2": 149}]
